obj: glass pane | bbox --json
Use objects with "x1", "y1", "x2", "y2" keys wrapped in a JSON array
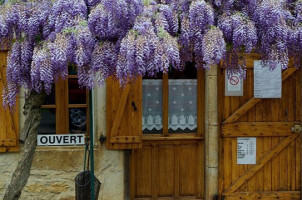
[
  {"x1": 43, "y1": 86, "x2": 55, "y2": 105},
  {"x1": 69, "y1": 108, "x2": 87, "y2": 134},
  {"x1": 142, "y1": 79, "x2": 163, "y2": 134},
  {"x1": 168, "y1": 79, "x2": 197, "y2": 133},
  {"x1": 68, "y1": 78, "x2": 87, "y2": 104},
  {"x1": 38, "y1": 108, "x2": 56, "y2": 134},
  {"x1": 68, "y1": 65, "x2": 77, "y2": 75}
]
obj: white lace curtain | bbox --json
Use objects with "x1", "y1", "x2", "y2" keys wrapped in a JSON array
[{"x1": 142, "y1": 79, "x2": 197, "y2": 132}]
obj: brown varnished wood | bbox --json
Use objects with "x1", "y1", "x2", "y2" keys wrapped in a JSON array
[
  {"x1": 131, "y1": 70, "x2": 205, "y2": 199},
  {"x1": 223, "y1": 68, "x2": 297, "y2": 124},
  {"x1": 162, "y1": 73, "x2": 169, "y2": 135},
  {"x1": 224, "y1": 191, "x2": 300, "y2": 200},
  {"x1": 106, "y1": 77, "x2": 142, "y2": 149},
  {"x1": 222, "y1": 122, "x2": 299, "y2": 137},
  {"x1": 223, "y1": 135, "x2": 298, "y2": 195},
  {"x1": 0, "y1": 51, "x2": 19, "y2": 152},
  {"x1": 219, "y1": 55, "x2": 301, "y2": 199}
]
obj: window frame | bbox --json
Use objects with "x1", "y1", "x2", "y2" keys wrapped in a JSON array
[
  {"x1": 40, "y1": 74, "x2": 90, "y2": 135},
  {"x1": 142, "y1": 70, "x2": 205, "y2": 140}
]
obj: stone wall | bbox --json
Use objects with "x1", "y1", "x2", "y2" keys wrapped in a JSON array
[
  {"x1": 0, "y1": 85, "x2": 127, "y2": 200},
  {"x1": 0, "y1": 146, "x2": 125, "y2": 200}
]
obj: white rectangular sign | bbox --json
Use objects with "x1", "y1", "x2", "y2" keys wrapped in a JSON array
[
  {"x1": 225, "y1": 72, "x2": 243, "y2": 96},
  {"x1": 237, "y1": 137, "x2": 256, "y2": 165},
  {"x1": 37, "y1": 134, "x2": 85, "y2": 146},
  {"x1": 254, "y1": 60, "x2": 282, "y2": 98}
]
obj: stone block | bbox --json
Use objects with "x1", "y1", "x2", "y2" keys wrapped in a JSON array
[
  {"x1": 207, "y1": 125, "x2": 219, "y2": 168},
  {"x1": 205, "y1": 167, "x2": 218, "y2": 200}
]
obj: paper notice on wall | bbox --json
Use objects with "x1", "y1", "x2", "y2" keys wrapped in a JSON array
[
  {"x1": 225, "y1": 72, "x2": 243, "y2": 96},
  {"x1": 237, "y1": 137, "x2": 256, "y2": 165},
  {"x1": 254, "y1": 60, "x2": 282, "y2": 98}
]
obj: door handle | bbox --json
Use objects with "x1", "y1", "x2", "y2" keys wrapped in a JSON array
[{"x1": 291, "y1": 125, "x2": 302, "y2": 133}]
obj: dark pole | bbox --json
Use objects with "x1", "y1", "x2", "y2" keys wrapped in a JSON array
[{"x1": 89, "y1": 90, "x2": 95, "y2": 200}]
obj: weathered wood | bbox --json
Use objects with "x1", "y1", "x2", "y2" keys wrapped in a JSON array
[
  {"x1": 0, "y1": 139, "x2": 16, "y2": 146},
  {"x1": 110, "y1": 136, "x2": 141, "y2": 143},
  {"x1": 224, "y1": 191, "x2": 300, "y2": 200},
  {"x1": 4, "y1": 91, "x2": 45, "y2": 200},
  {"x1": 223, "y1": 68, "x2": 297, "y2": 124},
  {"x1": 223, "y1": 135, "x2": 298, "y2": 195},
  {"x1": 197, "y1": 70, "x2": 205, "y2": 137},
  {"x1": 109, "y1": 83, "x2": 131, "y2": 138},
  {"x1": 300, "y1": 68, "x2": 302, "y2": 200},
  {"x1": 0, "y1": 63, "x2": 17, "y2": 148},
  {"x1": 106, "y1": 77, "x2": 142, "y2": 149},
  {"x1": 222, "y1": 122, "x2": 299, "y2": 137}
]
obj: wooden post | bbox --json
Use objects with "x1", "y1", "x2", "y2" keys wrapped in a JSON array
[{"x1": 300, "y1": 68, "x2": 302, "y2": 200}]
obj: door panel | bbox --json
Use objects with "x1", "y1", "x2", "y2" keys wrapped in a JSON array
[
  {"x1": 219, "y1": 57, "x2": 301, "y2": 200},
  {"x1": 131, "y1": 140, "x2": 204, "y2": 200}
]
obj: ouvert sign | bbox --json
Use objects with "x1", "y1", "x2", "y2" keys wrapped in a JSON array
[{"x1": 37, "y1": 134, "x2": 85, "y2": 146}]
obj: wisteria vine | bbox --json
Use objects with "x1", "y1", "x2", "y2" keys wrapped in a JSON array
[{"x1": 1, "y1": 0, "x2": 302, "y2": 108}]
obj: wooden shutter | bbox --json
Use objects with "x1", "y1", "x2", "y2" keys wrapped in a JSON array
[
  {"x1": 0, "y1": 51, "x2": 19, "y2": 152},
  {"x1": 106, "y1": 77, "x2": 142, "y2": 149}
]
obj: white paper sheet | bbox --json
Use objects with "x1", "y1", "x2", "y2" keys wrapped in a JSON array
[
  {"x1": 254, "y1": 60, "x2": 282, "y2": 98},
  {"x1": 237, "y1": 137, "x2": 256, "y2": 165}
]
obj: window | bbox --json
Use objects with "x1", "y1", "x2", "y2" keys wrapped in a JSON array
[
  {"x1": 38, "y1": 68, "x2": 90, "y2": 135},
  {"x1": 142, "y1": 63, "x2": 204, "y2": 136}
]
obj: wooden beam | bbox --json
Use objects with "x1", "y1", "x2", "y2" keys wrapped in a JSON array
[
  {"x1": 223, "y1": 68, "x2": 297, "y2": 124},
  {"x1": 110, "y1": 136, "x2": 141, "y2": 143},
  {"x1": 162, "y1": 73, "x2": 169, "y2": 135},
  {"x1": 224, "y1": 191, "x2": 300, "y2": 200},
  {"x1": 222, "y1": 122, "x2": 299, "y2": 137},
  {"x1": 223, "y1": 135, "x2": 298, "y2": 195},
  {"x1": 0, "y1": 139, "x2": 16, "y2": 146},
  {"x1": 109, "y1": 84, "x2": 131, "y2": 140}
]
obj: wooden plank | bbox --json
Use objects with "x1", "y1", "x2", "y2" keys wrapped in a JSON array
[
  {"x1": 296, "y1": 136, "x2": 301, "y2": 191},
  {"x1": 142, "y1": 135, "x2": 203, "y2": 141},
  {"x1": 134, "y1": 197, "x2": 203, "y2": 200},
  {"x1": 223, "y1": 191, "x2": 300, "y2": 200},
  {"x1": 197, "y1": 142, "x2": 204, "y2": 198},
  {"x1": 0, "y1": 139, "x2": 16, "y2": 146},
  {"x1": 224, "y1": 138, "x2": 233, "y2": 189},
  {"x1": 223, "y1": 98, "x2": 261, "y2": 124},
  {"x1": 163, "y1": 73, "x2": 168, "y2": 135},
  {"x1": 223, "y1": 68, "x2": 297, "y2": 124},
  {"x1": 55, "y1": 78, "x2": 68, "y2": 134},
  {"x1": 109, "y1": 83, "x2": 131, "y2": 139},
  {"x1": 222, "y1": 122, "x2": 299, "y2": 137},
  {"x1": 223, "y1": 135, "x2": 297, "y2": 195},
  {"x1": 175, "y1": 145, "x2": 180, "y2": 197},
  {"x1": 152, "y1": 145, "x2": 158, "y2": 198},
  {"x1": 110, "y1": 136, "x2": 141, "y2": 143},
  {"x1": 197, "y1": 70, "x2": 204, "y2": 137}
]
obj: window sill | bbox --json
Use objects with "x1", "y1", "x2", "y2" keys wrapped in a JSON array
[{"x1": 142, "y1": 134, "x2": 203, "y2": 141}]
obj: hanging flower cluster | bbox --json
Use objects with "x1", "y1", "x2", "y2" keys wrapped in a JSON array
[
  {"x1": 116, "y1": 3, "x2": 180, "y2": 85},
  {"x1": 1, "y1": 0, "x2": 302, "y2": 108},
  {"x1": 88, "y1": 0, "x2": 143, "y2": 40}
]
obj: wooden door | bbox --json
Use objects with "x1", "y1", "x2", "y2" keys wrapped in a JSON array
[
  {"x1": 219, "y1": 55, "x2": 301, "y2": 200},
  {"x1": 130, "y1": 69, "x2": 205, "y2": 200}
]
